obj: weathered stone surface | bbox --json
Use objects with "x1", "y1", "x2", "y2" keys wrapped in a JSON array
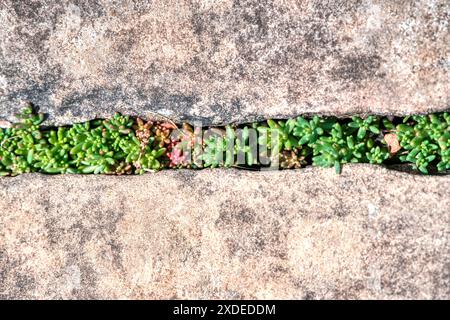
[
  {"x1": 0, "y1": 0, "x2": 449, "y2": 125},
  {"x1": 0, "y1": 165, "x2": 448, "y2": 299}
]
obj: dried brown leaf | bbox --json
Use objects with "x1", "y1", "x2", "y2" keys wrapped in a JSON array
[
  {"x1": 0, "y1": 120, "x2": 12, "y2": 128},
  {"x1": 384, "y1": 133, "x2": 401, "y2": 155}
]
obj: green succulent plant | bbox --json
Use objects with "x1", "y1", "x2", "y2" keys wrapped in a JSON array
[
  {"x1": 201, "y1": 126, "x2": 235, "y2": 168},
  {"x1": 312, "y1": 122, "x2": 351, "y2": 173},
  {"x1": 65, "y1": 114, "x2": 137, "y2": 174},
  {"x1": 366, "y1": 145, "x2": 389, "y2": 164},
  {"x1": 311, "y1": 120, "x2": 390, "y2": 173},
  {"x1": 0, "y1": 106, "x2": 448, "y2": 176},
  {"x1": 348, "y1": 115, "x2": 381, "y2": 140},
  {"x1": 0, "y1": 107, "x2": 169, "y2": 175},
  {"x1": 0, "y1": 106, "x2": 46, "y2": 175},
  {"x1": 201, "y1": 135, "x2": 226, "y2": 168},
  {"x1": 257, "y1": 119, "x2": 298, "y2": 152},
  {"x1": 293, "y1": 116, "x2": 334, "y2": 146},
  {"x1": 396, "y1": 113, "x2": 449, "y2": 173}
]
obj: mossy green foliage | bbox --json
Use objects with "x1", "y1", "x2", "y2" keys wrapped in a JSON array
[
  {"x1": 0, "y1": 107, "x2": 166, "y2": 176},
  {"x1": 0, "y1": 106, "x2": 448, "y2": 175},
  {"x1": 396, "y1": 114, "x2": 450, "y2": 173},
  {"x1": 198, "y1": 114, "x2": 449, "y2": 174}
]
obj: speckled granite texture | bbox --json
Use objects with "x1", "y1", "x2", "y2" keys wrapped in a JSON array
[
  {"x1": 0, "y1": 165, "x2": 449, "y2": 299},
  {"x1": 0, "y1": 0, "x2": 449, "y2": 125},
  {"x1": 1, "y1": 0, "x2": 449, "y2": 300}
]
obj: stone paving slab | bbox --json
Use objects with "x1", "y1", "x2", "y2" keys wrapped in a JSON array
[
  {"x1": 0, "y1": 0, "x2": 449, "y2": 125},
  {"x1": 0, "y1": 165, "x2": 448, "y2": 299}
]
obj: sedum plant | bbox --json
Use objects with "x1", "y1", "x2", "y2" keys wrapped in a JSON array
[
  {"x1": 0, "y1": 106, "x2": 448, "y2": 175},
  {"x1": 293, "y1": 115, "x2": 333, "y2": 146},
  {"x1": 0, "y1": 106, "x2": 169, "y2": 176},
  {"x1": 201, "y1": 134, "x2": 228, "y2": 168},
  {"x1": 257, "y1": 119, "x2": 298, "y2": 152},
  {"x1": 348, "y1": 115, "x2": 381, "y2": 139},
  {"x1": 280, "y1": 148, "x2": 308, "y2": 169},
  {"x1": 201, "y1": 126, "x2": 235, "y2": 168},
  {"x1": 311, "y1": 117, "x2": 389, "y2": 173},
  {"x1": 396, "y1": 113, "x2": 449, "y2": 173},
  {"x1": 0, "y1": 106, "x2": 46, "y2": 175}
]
